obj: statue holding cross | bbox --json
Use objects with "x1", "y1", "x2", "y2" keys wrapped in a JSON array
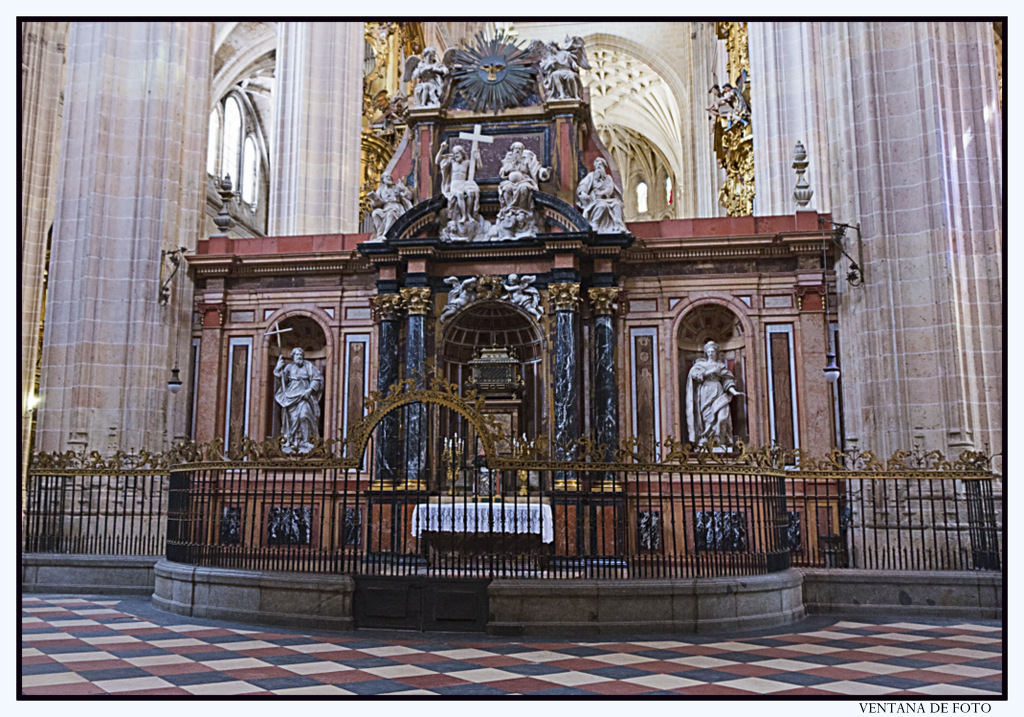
[{"x1": 435, "y1": 125, "x2": 493, "y2": 242}]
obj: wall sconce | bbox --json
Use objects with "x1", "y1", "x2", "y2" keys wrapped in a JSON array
[
  {"x1": 158, "y1": 247, "x2": 189, "y2": 305},
  {"x1": 824, "y1": 353, "x2": 840, "y2": 384},
  {"x1": 819, "y1": 217, "x2": 864, "y2": 286}
]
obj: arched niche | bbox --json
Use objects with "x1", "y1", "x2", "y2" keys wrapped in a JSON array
[
  {"x1": 677, "y1": 303, "x2": 748, "y2": 444},
  {"x1": 440, "y1": 301, "x2": 546, "y2": 441},
  {"x1": 265, "y1": 315, "x2": 328, "y2": 441}
]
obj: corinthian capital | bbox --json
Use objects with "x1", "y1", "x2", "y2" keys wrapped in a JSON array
[
  {"x1": 371, "y1": 293, "x2": 405, "y2": 322},
  {"x1": 400, "y1": 286, "x2": 433, "y2": 315},
  {"x1": 588, "y1": 287, "x2": 620, "y2": 316},
  {"x1": 548, "y1": 282, "x2": 581, "y2": 312}
]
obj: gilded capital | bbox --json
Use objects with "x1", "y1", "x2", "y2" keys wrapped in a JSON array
[
  {"x1": 588, "y1": 287, "x2": 620, "y2": 316},
  {"x1": 548, "y1": 282, "x2": 581, "y2": 312},
  {"x1": 400, "y1": 286, "x2": 433, "y2": 315},
  {"x1": 371, "y1": 293, "x2": 404, "y2": 321}
]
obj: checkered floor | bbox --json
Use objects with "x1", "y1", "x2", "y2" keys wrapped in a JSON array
[{"x1": 21, "y1": 595, "x2": 1003, "y2": 697}]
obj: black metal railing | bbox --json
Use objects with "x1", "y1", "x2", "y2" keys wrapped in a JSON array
[{"x1": 23, "y1": 471, "x2": 169, "y2": 556}]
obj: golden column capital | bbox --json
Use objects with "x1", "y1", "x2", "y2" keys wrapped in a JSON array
[
  {"x1": 400, "y1": 286, "x2": 433, "y2": 315},
  {"x1": 548, "y1": 282, "x2": 581, "y2": 312},
  {"x1": 588, "y1": 287, "x2": 620, "y2": 316},
  {"x1": 371, "y1": 293, "x2": 405, "y2": 322}
]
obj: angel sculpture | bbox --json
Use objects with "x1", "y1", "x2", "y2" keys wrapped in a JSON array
[
  {"x1": 706, "y1": 79, "x2": 750, "y2": 128},
  {"x1": 403, "y1": 46, "x2": 456, "y2": 108},
  {"x1": 529, "y1": 36, "x2": 590, "y2": 101},
  {"x1": 503, "y1": 273, "x2": 542, "y2": 319},
  {"x1": 439, "y1": 276, "x2": 478, "y2": 323}
]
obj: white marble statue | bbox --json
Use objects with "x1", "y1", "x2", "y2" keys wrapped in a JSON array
[
  {"x1": 491, "y1": 142, "x2": 551, "y2": 240},
  {"x1": 503, "y1": 274, "x2": 543, "y2": 319},
  {"x1": 685, "y1": 341, "x2": 744, "y2": 446},
  {"x1": 435, "y1": 141, "x2": 490, "y2": 242},
  {"x1": 274, "y1": 347, "x2": 324, "y2": 454},
  {"x1": 530, "y1": 36, "x2": 590, "y2": 101},
  {"x1": 439, "y1": 276, "x2": 478, "y2": 323},
  {"x1": 367, "y1": 174, "x2": 413, "y2": 241},
  {"x1": 403, "y1": 47, "x2": 454, "y2": 108},
  {"x1": 577, "y1": 158, "x2": 628, "y2": 234}
]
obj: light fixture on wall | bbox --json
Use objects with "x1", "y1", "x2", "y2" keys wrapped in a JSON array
[
  {"x1": 167, "y1": 367, "x2": 183, "y2": 394},
  {"x1": 818, "y1": 217, "x2": 864, "y2": 287},
  {"x1": 823, "y1": 353, "x2": 840, "y2": 384}
]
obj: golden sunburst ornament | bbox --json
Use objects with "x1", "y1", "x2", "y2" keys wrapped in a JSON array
[{"x1": 453, "y1": 30, "x2": 537, "y2": 114}]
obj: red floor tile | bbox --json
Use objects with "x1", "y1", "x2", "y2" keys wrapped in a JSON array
[
  {"x1": 22, "y1": 682, "x2": 110, "y2": 696},
  {"x1": 395, "y1": 673, "x2": 474, "y2": 689},
  {"x1": 142, "y1": 662, "x2": 217, "y2": 676},
  {"x1": 716, "y1": 663, "x2": 788, "y2": 678},
  {"x1": 676, "y1": 683, "x2": 758, "y2": 695}
]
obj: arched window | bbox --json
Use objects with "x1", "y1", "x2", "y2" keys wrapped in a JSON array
[
  {"x1": 206, "y1": 110, "x2": 220, "y2": 176},
  {"x1": 242, "y1": 136, "x2": 258, "y2": 207},
  {"x1": 636, "y1": 181, "x2": 649, "y2": 214},
  {"x1": 665, "y1": 176, "x2": 673, "y2": 206},
  {"x1": 221, "y1": 95, "x2": 243, "y2": 186},
  {"x1": 206, "y1": 89, "x2": 267, "y2": 222}
]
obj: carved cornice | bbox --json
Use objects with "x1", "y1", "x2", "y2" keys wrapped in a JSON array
[
  {"x1": 371, "y1": 293, "x2": 405, "y2": 321},
  {"x1": 548, "y1": 282, "x2": 581, "y2": 312},
  {"x1": 400, "y1": 286, "x2": 433, "y2": 315},
  {"x1": 588, "y1": 287, "x2": 620, "y2": 316}
]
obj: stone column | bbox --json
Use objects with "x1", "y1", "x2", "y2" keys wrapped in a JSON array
[
  {"x1": 371, "y1": 294, "x2": 403, "y2": 485},
  {"x1": 270, "y1": 22, "x2": 363, "y2": 235},
  {"x1": 35, "y1": 21, "x2": 213, "y2": 454},
  {"x1": 549, "y1": 283, "x2": 581, "y2": 486},
  {"x1": 748, "y1": 22, "x2": 831, "y2": 214},
  {"x1": 589, "y1": 288, "x2": 621, "y2": 463},
  {"x1": 20, "y1": 21, "x2": 69, "y2": 468},
  {"x1": 819, "y1": 21, "x2": 1002, "y2": 462},
  {"x1": 400, "y1": 287, "x2": 432, "y2": 489}
]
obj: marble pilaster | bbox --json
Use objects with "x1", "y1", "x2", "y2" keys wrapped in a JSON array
[
  {"x1": 371, "y1": 294, "x2": 403, "y2": 483},
  {"x1": 400, "y1": 287, "x2": 432, "y2": 487},
  {"x1": 549, "y1": 284, "x2": 581, "y2": 482},
  {"x1": 589, "y1": 288, "x2": 621, "y2": 465}
]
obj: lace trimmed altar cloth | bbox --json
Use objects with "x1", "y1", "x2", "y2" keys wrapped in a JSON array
[{"x1": 411, "y1": 501, "x2": 554, "y2": 543}]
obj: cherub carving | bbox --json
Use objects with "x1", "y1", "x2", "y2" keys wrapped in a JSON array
[
  {"x1": 439, "y1": 276, "x2": 478, "y2": 323},
  {"x1": 402, "y1": 46, "x2": 456, "y2": 108},
  {"x1": 529, "y1": 36, "x2": 590, "y2": 101},
  {"x1": 503, "y1": 273, "x2": 542, "y2": 319}
]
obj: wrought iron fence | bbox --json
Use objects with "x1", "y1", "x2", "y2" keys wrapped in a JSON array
[{"x1": 23, "y1": 471, "x2": 169, "y2": 556}]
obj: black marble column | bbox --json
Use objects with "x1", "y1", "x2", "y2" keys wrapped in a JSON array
[
  {"x1": 401, "y1": 287, "x2": 431, "y2": 487},
  {"x1": 550, "y1": 283, "x2": 581, "y2": 486},
  {"x1": 372, "y1": 294, "x2": 402, "y2": 484},
  {"x1": 590, "y1": 288, "x2": 620, "y2": 463}
]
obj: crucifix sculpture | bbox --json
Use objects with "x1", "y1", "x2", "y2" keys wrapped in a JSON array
[{"x1": 457, "y1": 124, "x2": 493, "y2": 183}]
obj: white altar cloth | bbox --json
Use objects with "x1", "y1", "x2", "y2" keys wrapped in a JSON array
[{"x1": 411, "y1": 501, "x2": 554, "y2": 544}]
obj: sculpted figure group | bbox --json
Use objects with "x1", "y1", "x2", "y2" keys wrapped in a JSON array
[
  {"x1": 493, "y1": 142, "x2": 551, "y2": 240},
  {"x1": 435, "y1": 141, "x2": 490, "y2": 242},
  {"x1": 530, "y1": 36, "x2": 590, "y2": 101},
  {"x1": 439, "y1": 274, "x2": 543, "y2": 323},
  {"x1": 367, "y1": 174, "x2": 413, "y2": 241},
  {"x1": 403, "y1": 47, "x2": 454, "y2": 108},
  {"x1": 577, "y1": 158, "x2": 628, "y2": 234}
]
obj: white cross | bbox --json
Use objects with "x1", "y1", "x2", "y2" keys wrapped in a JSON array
[
  {"x1": 265, "y1": 322, "x2": 293, "y2": 349},
  {"x1": 457, "y1": 124, "x2": 492, "y2": 183}
]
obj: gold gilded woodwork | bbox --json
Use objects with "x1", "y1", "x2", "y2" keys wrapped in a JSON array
[
  {"x1": 548, "y1": 282, "x2": 581, "y2": 312},
  {"x1": 713, "y1": 22, "x2": 754, "y2": 217},
  {"x1": 588, "y1": 287, "x2": 620, "y2": 316},
  {"x1": 360, "y1": 22, "x2": 424, "y2": 222},
  {"x1": 371, "y1": 293, "x2": 404, "y2": 321},
  {"x1": 400, "y1": 286, "x2": 433, "y2": 315}
]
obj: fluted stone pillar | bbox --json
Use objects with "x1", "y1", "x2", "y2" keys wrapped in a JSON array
[
  {"x1": 400, "y1": 287, "x2": 432, "y2": 488},
  {"x1": 36, "y1": 21, "x2": 213, "y2": 453},
  {"x1": 748, "y1": 22, "x2": 832, "y2": 214},
  {"x1": 819, "y1": 21, "x2": 1002, "y2": 462},
  {"x1": 21, "y1": 21, "x2": 69, "y2": 467},
  {"x1": 371, "y1": 294, "x2": 403, "y2": 484},
  {"x1": 550, "y1": 284, "x2": 581, "y2": 485},
  {"x1": 270, "y1": 22, "x2": 363, "y2": 235}
]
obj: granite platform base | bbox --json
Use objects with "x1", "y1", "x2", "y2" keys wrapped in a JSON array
[
  {"x1": 152, "y1": 559, "x2": 355, "y2": 632},
  {"x1": 21, "y1": 554, "x2": 160, "y2": 596}
]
